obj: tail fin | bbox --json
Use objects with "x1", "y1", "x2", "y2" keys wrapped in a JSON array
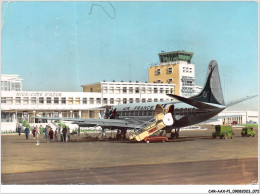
[{"x1": 190, "y1": 60, "x2": 225, "y2": 105}]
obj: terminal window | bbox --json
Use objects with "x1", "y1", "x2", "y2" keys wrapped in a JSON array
[
  {"x1": 61, "y1": 98, "x2": 66, "y2": 104},
  {"x1": 3, "y1": 97, "x2": 13, "y2": 104},
  {"x1": 109, "y1": 87, "x2": 114, "y2": 94},
  {"x1": 129, "y1": 98, "x2": 133, "y2": 103},
  {"x1": 89, "y1": 98, "x2": 94, "y2": 104},
  {"x1": 39, "y1": 97, "x2": 44, "y2": 104},
  {"x1": 154, "y1": 88, "x2": 158, "y2": 94},
  {"x1": 103, "y1": 87, "x2": 107, "y2": 94},
  {"x1": 54, "y1": 98, "x2": 59, "y2": 104},
  {"x1": 110, "y1": 98, "x2": 114, "y2": 104},
  {"x1": 142, "y1": 98, "x2": 146, "y2": 103},
  {"x1": 75, "y1": 98, "x2": 80, "y2": 104},
  {"x1": 68, "y1": 97, "x2": 73, "y2": 105},
  {"x1": 83, "y1": 98, "x2": 87, "y2": 104},
  {"x1": 123, "y1": 87, "x2": 127, "y2": 94},
  {"x1": 1, "y1": 97, "x2": 6, "y2": 103},
  {"x1": 123, "y1": 98, "x2": 127, "y2": 104},
  {"x1": 141, "y1": 87, "x2": 146, "y2": 94},
  {"x1": 129, "y1": 87, "x2": 133, "y2": 94},
  {"x1": 47, "y1": 97, "x2": 51, "y2": 104},
  {"x1": 31, "y1": 97, "x2": 36, "y2": 105},
  {"x1": 103, "y1": 98, "x2": 108, "y2": 104},
  {"x1": 135, "y1": 87, "x2": 139, "y2": 93},
  {"x1": 116, "y1": 98, "x2": 121, "y2": 104},
  {"x1": 135, "y1": 98, "x2": 140, "y2": 103},
  {"x1": 115, "y1": 87, "x2": 120, "y2": 94},
  {"x1": 23, "y1": 97, "x2": 29, "y2": 105},
  {"x1": 11, "y1": 82, "x2": 21, "y2": 91},
  {"x1": 160, "y1": 88, "x2": 164, "y2": 93},
  {"x1": 96, "y1": 98, "x2": 101, "y2": 104},
  {"x1": 15, "y1": 97, "x2": 21, "y2": 104}
]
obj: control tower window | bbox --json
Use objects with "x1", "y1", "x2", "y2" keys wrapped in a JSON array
[
  {"x1": 167, "y1": 67, "x2": 172, "y2": 74},
  {"x1": 155, "y1": 69, "x2": 161, "y2": 75}
]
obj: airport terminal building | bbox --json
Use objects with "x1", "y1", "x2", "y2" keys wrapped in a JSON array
[{"x1": 1, "y1": 79, "x2": 176, "y2": 124}]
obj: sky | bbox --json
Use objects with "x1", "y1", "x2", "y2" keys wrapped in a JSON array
[{"x1": 1, "y1": 1, "x2": 258, "y2": 110}]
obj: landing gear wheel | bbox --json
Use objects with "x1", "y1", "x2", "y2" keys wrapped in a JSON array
[{"x1": 170, "y1": 133, "x2": 176, "y2": 139}]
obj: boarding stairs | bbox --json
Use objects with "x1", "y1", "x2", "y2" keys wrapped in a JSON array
[{"x1": 129, "y1": 113, "x2": 167, "y2": 142}]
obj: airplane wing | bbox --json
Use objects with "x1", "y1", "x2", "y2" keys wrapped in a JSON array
[{"x1": 35, "y1": 117, "x2": 139, "y2": 129}]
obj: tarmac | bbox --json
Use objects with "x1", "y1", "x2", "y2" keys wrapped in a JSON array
[{"x1": 1, "y1": 125, "x2": 258, "y2": 185}]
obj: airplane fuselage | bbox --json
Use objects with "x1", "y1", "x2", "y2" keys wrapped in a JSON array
[{"x1": 109, "y1": 101, "x2": 226, "y2": 131}]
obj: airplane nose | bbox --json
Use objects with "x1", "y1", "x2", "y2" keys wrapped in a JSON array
[{"x1": 163, "y1": 113, "x2": 174, "y2": 126}]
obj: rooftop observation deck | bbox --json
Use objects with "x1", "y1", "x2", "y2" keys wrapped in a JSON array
[{"x1": 158, "y1": 51, "x2": 193, "y2": 63}]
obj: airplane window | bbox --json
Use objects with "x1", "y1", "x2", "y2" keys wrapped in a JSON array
[
  {"x1": 180, "y1": 108, "x2": 183, "y2": 115},
  {"x1": 148, "y1": 110, "x2": 153, "y2": 116},
  {"x1": 192, "y1": 108, "x2": 196, "y2": 115}
]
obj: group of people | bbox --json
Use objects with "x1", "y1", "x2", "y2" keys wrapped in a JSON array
[
  {"x1": 44, "y1": 125, "x2": 71, "y2": 142},
  {"x1": 19, "y1": 124, "x2": 71, "y2": 142}
]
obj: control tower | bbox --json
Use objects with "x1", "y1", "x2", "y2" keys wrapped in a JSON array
[
  {"x1": 158, "y1": 51, "x2": 193, "y2": 64},
  {"x1": 149, "y1": 51, "x2": 201, "y2": 97}
]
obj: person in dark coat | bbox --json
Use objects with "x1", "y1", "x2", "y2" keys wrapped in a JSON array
[
  {"x1": 49, "y1": 128, "x2": 54, "y2": 142},
  {"x1": 62, "y1": 127, "x2": 67, "y2": 142},
  {"x1": 18, "y1": 126, "x2": 21, "y2": 136},
  {"x1": 24, "y1": 127, "x2": 29, "y2": 140},
  {"x1": 32, "y1": 127, "x2": 36, "y2": 139},
  {"x1": 44, "y1": 126, "x2": 48, "y2": 139}
]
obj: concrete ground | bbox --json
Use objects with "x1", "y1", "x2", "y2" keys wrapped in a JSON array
[{"x1": 1, "y1": 125, "x2": 258, "y2": 185}]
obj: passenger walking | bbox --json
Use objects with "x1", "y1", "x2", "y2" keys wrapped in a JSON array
[
  {"x1": 36, "y1": 125, "x2": 40, "y2": 145},
  {"x1": 66, "y1": 128, "x2": 71, "y2": 142},
  {"x1": 47, "y1": 126, "x2": 50, "y2": 140},
  {"x1": 62, "y1": 127, "x2": 67, "y2": 142},
  {"x1": 44, "y1": 125, "x2": 48, "y2": 139},
  {"x1": 24, "y1": 127, "x2": 29, "y2": 140},
  {"x1": 54, "y1": 129, "x2": 58, "y2": 142},
  {"x1": 57, "y1": 127, "x2": 61, "y2": 142},
  {"x1": 49, "y1": 128, "x2": 54, "y2": 142},
  {"x1": 32, "y1": 127, "x2": 36, "y2": 140},
  {"x1": 18, "y1": 125, "x2": 21, "y2": 136}
]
